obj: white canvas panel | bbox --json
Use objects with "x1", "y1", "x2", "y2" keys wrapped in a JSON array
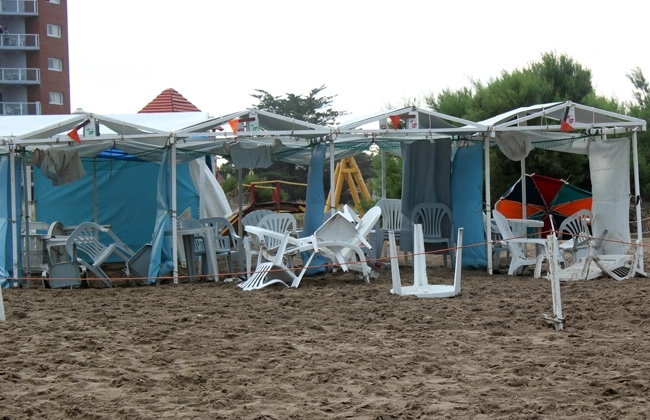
[{"x1": 589, "y1": 137, "x2": 630, "y2": 255}]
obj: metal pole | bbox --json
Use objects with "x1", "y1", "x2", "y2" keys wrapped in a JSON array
[
  {"x1": 381, "y1": 149, "x2": 386, "y2": 199},
  {"x1": 170, "y1": 139, "x2": 178, "y2": 284},
  {"x1": 484, "y1": 136, "x2": 493, "y2": 275},
  {"x1": 9, "y1": 146, "x2": 19, "y2": 286},
  {"x1": 632, "y1": 130, "x2": 644, "y2": 270},
  {"x1": 329, "y1": 137, "x2": 335, "y2": 214},
  {"x1": 22, "y1": 158, "x2": 30, "y2": 286}
]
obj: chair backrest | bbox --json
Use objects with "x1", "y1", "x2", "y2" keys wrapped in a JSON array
[
  {"x1": 65, "y1": 222, "x2": 123, "y2": 263},
  {"x1": 412, "y1": 203, "x2": 452, "y2": 239},
  {"x1": 377, "y1": 199, "x2": 402, "y2": 231},
  {"x1": 358, "y1": 206, "x2": 382, "y2": 239},
  {"x1": 200, "y1": 216, "x2": 239, "y2": 240},
  {"x1": 257, "y1": 213, "x2": 297, "y2": 249},
  {"x1": 558, "y1": 209, "x2": 592, "y2": 241},
  {"x1": 199, "y1": 217, "x2": 237, "y2": 253},
  {"x1": 492, "y1": 210, "x2": 515, "y2": 241},
  {"x1": 177, "y1": 218, "x2": 207, "y2": 253},
  {"x1": 177, "y1": 217, "x2": 204, "y2": 230},
  {"x1": 241, "y1": 209, "x2": 274, "y2": 228}
]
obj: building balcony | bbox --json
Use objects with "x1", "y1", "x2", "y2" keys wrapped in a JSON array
[
  {"x1": 0, "y1": 67, "x2": 40, "y2": 84},
  {"x1": 0, "y1": 33, "x2": 39, "y2": 49},
  {"x1": 1, "y1": 101, "x2": 41, "y2": 115},
  {"x1": 0, "y1": 0, "x2": 38, "y2": 15}
]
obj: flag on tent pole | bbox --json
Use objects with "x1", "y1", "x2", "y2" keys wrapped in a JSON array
[
  {"x1": 389, "y1": 115, "x2": 401, "y2": 129},
  {"x1": 560, "y1": 105, "x2": 575, "y2": 132},
  {"x1": 66, "y1": 119, "x2": 91, "y2": 143},
  {"x1": 228, "y1": 118, "x2": 240, "y2": 134}
]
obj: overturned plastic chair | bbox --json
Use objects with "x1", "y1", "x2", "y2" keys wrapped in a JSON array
[
  {"x1": 558, "y1": 231, "x2": 641, "y2": 281},
  {"x1": 389, "y1": 224, "x2": 463, "y2": 298},
  {"x1": 244, "y1": 212, "x2": 297, "y2": 278},
  {"x1": 238, "y1": 207, "x2": 379, "y2": 290},
  {"x1": 65, "y1": 222, "x2": 136, "y2": 288},
  {"x1": 238, "y1": 228, "x2": 317, "y2": 291}
]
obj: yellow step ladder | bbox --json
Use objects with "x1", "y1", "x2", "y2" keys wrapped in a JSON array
[{"x1": 325, "y1": 157, "x2": 371, "y2": 214}]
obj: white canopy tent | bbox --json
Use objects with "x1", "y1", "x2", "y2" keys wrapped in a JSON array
[
  {"x1": 481, "y1": 101, "x2": 647, "y2": 274},
  {"x1": 0, "y1": 111, "x2": 216, "y2": 283}
]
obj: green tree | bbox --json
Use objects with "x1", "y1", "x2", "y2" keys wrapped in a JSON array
[
  {"x1": 248, "y1": 85, "x2": 348, "y2": 202},
  {"x1": 251, "y1": 84, "x2": 345, "y2": 126},
  {"x1": 425, "y1": 51, "x2": 610, "y2": 202},
  {"x1": 626, "y1": 67, "x2": 650, "y2": 196}
]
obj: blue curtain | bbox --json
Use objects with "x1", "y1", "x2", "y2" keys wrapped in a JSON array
[
  {"x1": 451, "y1": 144, "x2": 487, "y2": 268},
  {"x1": 300, "y1": 143, "x2": 328, "y2": 275},
  {"x1": 148, "y1": 149, "x2": 174, "y2": 282}
]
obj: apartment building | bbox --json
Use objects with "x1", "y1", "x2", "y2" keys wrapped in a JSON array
[{"x1": 0, "y1": 0, "x2": 70, "y2": 115}]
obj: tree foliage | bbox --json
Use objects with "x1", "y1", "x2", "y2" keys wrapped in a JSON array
[
  {"x1": 250, "y1": 84, "x2": 346, "y2": 126},
  {"x1": 228, "y1": 85, "x2": 355, "y2": 203},
  {"x1": 424, "y1": 51, "x2": 618, "y2": 202}
]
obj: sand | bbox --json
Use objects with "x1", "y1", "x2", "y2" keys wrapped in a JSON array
[{"x1": 1, "y1": 263, "x2": 650, "y2": 419}]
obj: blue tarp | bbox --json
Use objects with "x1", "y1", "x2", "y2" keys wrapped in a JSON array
[
  {"x1": 148, "y1": 150, "x2": 174, "y2": 282},
  {"x1": 34, "y1": 160, "x2": 199, "y2": 257},
  {"x1": 300, "y1": 143, "x2": 328, "y2": 275},
  {"x1": 451, "y1": 143, "x2": 487, "y2": 268}
]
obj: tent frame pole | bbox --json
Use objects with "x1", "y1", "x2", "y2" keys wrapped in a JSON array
[
  {"x1": 632, "y1": 130, "x2": 645, "y2": 272},
  {"x1": 170, "y1": 139, "x2": 179, "y2": 284},
  {"x1": 329, "y1": 137, "x2": 335, "y2": 214},
  {"x1": 381, "y1": 149, "x2": 386, "y2": 199},
  {"x1": 9, "y1": 145, "x2": 18, "y2": 286},
  {"x1": 485, "y1": 135, "x2": 493, "y2": 275}
]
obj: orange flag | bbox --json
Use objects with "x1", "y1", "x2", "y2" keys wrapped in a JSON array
[
  {"x1": 389, "y1": 115, "x2": 401, "y2": 129},
  {"x1": 560, "y1": 105, "x2": 575, "y2": 132},
  {"x1": 66, "y1": 119, "x2": 90, "y2": 143},
  {"x1": 66, "y1": 129, "x2": 81, "y2": 143},
  {"x1": 228, "y1": 118, "x2": 240, "y2": 134}
]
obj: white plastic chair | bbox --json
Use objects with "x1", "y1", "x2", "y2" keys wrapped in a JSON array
[
  {"x1": 244, "y1": 213, "x2": 297, "y2": 278},
  {"x1": 238, "y1": 206, "x2": 379, "y2": 290},
  {"x1": 314, "y1": 206, "x2": 379, "y2": 281},
  {"x1": 389, "y1": 225, "x2": 463, "y2": 298},
  {"x1": 375, "y1": 199, "x2": 407, "y2": 263},
  {"x1": 492, "y1": 210, "x2": 549, "y2": 277},
  {"x1": 238, "y1": 228, "x2": 318, "y2": 290},
  {"x1": 65, "y1": 222, "x2": 135, "y2": 288},
  {"x1": 483, "y1": 212, "x2": 510, "y2": 269},
  {"x1": 199, "y1": 216, "x2": 243, "y2": 276},
  {"x1": 558, "y1": 209, "x2": 592, "y2": 262},
  {"x1": 411, "y1": 202, "x2": 454, "y2": 268}
]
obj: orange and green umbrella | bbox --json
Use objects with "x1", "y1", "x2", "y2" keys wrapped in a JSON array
[{"x1": 495, "y1": 174, "x2": 592, "y2": 235}]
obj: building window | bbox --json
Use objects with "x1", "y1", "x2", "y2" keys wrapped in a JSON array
[
  {"x1": 47, "y1": 0, "x2": 61, "y2": 3},
  {"x1": 49, "y1": 92, "x2": 64, "y2": 105},
  {"x1": 48, "y1": 58, "x2": 63, "y2": 71},
  {"x1": 46, "y1": 24, "x2": 62, "y2": 38}
]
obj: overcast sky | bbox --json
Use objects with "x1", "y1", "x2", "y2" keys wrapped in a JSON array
[{"x1": 67, "y1": 0, "x2": 650, "y2": 123}]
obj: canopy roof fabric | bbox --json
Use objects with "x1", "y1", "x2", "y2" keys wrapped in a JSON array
[{"x1": 482, "y1": 101, "x2": 646, "y2": 145}]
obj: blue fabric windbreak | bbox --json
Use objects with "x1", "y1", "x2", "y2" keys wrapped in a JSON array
[
  {"x1": 148, "y1": 149, "x2": 174, "y2": 282},
  {"x1": 451, "y1": 144, "x2": 487, "y2": 268},
  {"x1": 300, "y1": 143, "x2": 328, "y2": 275},
  {"x1": 34, "y1": 160, "x2": 199, "y2": 259}
]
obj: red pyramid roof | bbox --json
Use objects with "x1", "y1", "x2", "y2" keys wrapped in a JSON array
[{"x1": 138, "y1": 88, "x2": 201, "y2": 113}]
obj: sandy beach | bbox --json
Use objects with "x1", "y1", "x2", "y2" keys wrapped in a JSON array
[{"x1": 1, "y1": 259, "x2": 650, "y2": 419}]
